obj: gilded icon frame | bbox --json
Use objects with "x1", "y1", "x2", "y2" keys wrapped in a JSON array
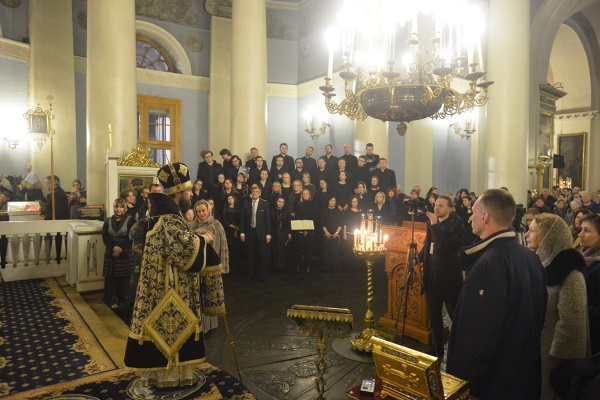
[{"x1": 557, "y1": 132, "x2": 587, "y2": 189}]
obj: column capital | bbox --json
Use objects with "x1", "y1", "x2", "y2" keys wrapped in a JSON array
[{"x1": 205, "y1": 0, "x2": 231, "y2": 18}]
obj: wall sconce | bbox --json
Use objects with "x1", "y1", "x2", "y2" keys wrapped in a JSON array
[
  {"x1": 303, "y1": 108, "x2": 330, "y2": 140},
  {"x1": 450, "y1": 115, "x2": 477, "y2": 140}
]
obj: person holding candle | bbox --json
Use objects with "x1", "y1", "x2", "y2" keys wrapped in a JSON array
[
  {"x1": 320, "y1": 196, "x2": 343, "y2": 273},
  {"x1": 418, "y1": 195, "x2": 465, "y2": 361}
]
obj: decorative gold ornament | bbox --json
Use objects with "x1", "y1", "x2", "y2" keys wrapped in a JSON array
[
  {"x1": 23, "y1": 97, "x2": 55, "y2": 150},
  {"x1": 321, "y1": 1, "x2": 493, "y2": 134},
  {"x1": 118, "y1": 144, "x2": 161, "y2": 167},
  {"x1": 287, "y1": 305, "x2": 353, "y2": 400},
  {"x1": 372, "y1": 337, "x2": 469, "y2": 400}
]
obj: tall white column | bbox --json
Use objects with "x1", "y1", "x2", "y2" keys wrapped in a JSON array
[
  {"x1": 484, "y1": 0, "x2": 530, "y2": 203},
  {"x1": 230, "y1": 0, "x2": 267, "y2": 158},
  {"x1": 86, "y1": 0, "x2": 138, "y2": 205},
  {"x1": 209, "y1": 16, "x2": 232, "y2": 155},
  {"x1": 404, "y1": 119, "x2": 434, "y2": 192},
  {"x1": 28, "y1": 0, "x2": 77, "y2": 186},
  {"x1": 354, "y1": 118, "x2": 389, "y2": 160}
]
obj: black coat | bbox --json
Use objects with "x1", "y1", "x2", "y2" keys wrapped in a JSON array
[
  {"x1": 418, "y1": 212, "x2": 464, "y2": 294},
  {"x1": 44, "y1": 186, "x2": 70, "y2": 220},
  {"x1": 196, "y1": 161, "x2": 224, "y2": 198},
  {"x1": 586, "y1": 259, "x2": 600, "y2": 355},
  {"x1": 240, "y1": 197, "x2": 271, "y2": 239},
  {"x1": 447, "y1": 230, "x2": 547, "y2": 400},
  {"x1": 102, "y1": 215, "x2": 135, "y2": 277}
]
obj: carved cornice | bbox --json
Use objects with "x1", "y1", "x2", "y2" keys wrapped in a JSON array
[
  {"x1": 136, "y1": 68, "x2": 209, "y2": 91},
  {"x1": 205, "y1": 0, "x2": 231, "y2": 18},
  {"x1": 266, "y1": 83, "x2": 297, "y2": 98},
  {"x1": 539, "y1": 83, "x2": 568, "y2": 100},
  {"x1": 118, "y1": 145, "x2": 161, "y2": 167},
  {"x1": 555, "y1": 110, "x2": 599, "y2": 120},
  {"x1": 0, "y1": 38, "x2": 29, "y2": 62}
]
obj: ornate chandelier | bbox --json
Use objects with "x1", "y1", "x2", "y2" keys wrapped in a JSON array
[{"x1": 319, "y1": 0, "x2": 493, "y2": 135}]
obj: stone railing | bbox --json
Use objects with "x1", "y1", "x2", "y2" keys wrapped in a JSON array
[{"x1": 0, "y1": 220, "x2": 105, "y2": 292}]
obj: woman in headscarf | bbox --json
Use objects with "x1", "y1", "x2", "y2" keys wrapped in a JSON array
[
  {"x1": 189, "y1": 199, "x2": 229, "y2": 332},
  {"x1": 525, "y1": 213, "x2": 589, "y2": 400}
]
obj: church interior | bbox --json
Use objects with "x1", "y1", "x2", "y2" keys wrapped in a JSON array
[{"x1": 1, "y1": 0, "x2": 600, "y2": 399}]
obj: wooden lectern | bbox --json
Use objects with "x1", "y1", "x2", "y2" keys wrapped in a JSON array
[{"x1": 378, "y1": 222, "x2": 443, "y2": 344}]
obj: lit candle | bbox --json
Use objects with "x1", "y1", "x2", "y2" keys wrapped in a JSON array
[
  {"x1": 327, "y1": 47, "x2": 334, "y2": 80},
  {"x1": 477, "y1": 38, "x2": 484, "y2": 71},
  {"x1": 108, "y1": 123, "x2": 112, "y2": 148},
  {"x1": 354, "y1": 229, "x2": 358, "y2": 249}
]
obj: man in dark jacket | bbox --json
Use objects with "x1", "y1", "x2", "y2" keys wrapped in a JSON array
[
  {"x1": 418, "y1": 195, "x2": 464, "y2": 359},
  {"x1": 43, "y1": 175, "x2": 69, "y2": 220},
  {"x1": 447, "y1": 189, "x2": 547, "y2": 400},
  {"x1": 196, "y1": 150, "x2": 224, "y2": 198}
]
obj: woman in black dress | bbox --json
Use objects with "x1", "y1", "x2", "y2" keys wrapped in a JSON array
[
  {"x1": 343, "y1": 195, "x2": 363, "y2": 272},
  {"x1": 102, "y1": 198, "x2": 135, "y2": 309},
  {"x1": 425, "y1": 192, "x2": 437, "y2": 213},
  {"x1": 294, "y1": 189, "x2": 319, "y2": 274},
  {"x1": 456, "y1": 195, "x2": 478, "y2": 245},
  {"x1": 288, "y1": 180, "x2": 304, "y2": 217},
  {"x1": 270, "y1": 196, "x2": 292, "y2": 274},
  {"x1": 256, "y1": 170, "x2": 272, "y2": 198},
  {"x1": 234, "y1": 172, "x2": 249, "y2": 199},
  {"x1": 367, "y1": 175, "x2": 381, "y2": 204},
  {"x1": 222, "y1": 193, "x2": 242, "y2": 273},
  {"x1": 335, "y1": 171, "x2": 354, "y2": 213},
  {"x1": 320, "y1": 196, "x2": 343, "y2": 273},
  {"x1": 372, "y1": 191, "x2": 392, "y2": 225},
  {"x1": 267, "y1": 181, "x2": 284, "y2": 209}
]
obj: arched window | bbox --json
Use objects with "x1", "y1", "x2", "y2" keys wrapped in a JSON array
[{"x1": 136, "y1": 36, "x2": 173, "y2": 72}]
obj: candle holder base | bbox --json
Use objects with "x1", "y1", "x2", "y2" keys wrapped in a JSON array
[{"x1": 351, "y1": 328, "x2": 382, "y2": 352}]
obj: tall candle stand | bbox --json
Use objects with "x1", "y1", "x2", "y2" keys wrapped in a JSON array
[{"x1": 351, "y1": 212, "x2": 387, "y2": 352}]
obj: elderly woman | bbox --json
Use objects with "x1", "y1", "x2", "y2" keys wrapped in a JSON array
[
  {"x1": 525, "y1": 213, "x2": 589, "y2": 400},
  {"x1": 189, "y1": 199, "x2": 229, "y2": 332},
  {"x1": 578, "y1": 213, "x2": 600, "y2": 356},
  {"x1": 102, "y1": 198, "x2": 135, "y2": 309}
]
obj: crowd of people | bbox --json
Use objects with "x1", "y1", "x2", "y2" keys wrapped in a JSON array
[{"x1": 2, "y1": 142, "x2": 600, "y2": 398}]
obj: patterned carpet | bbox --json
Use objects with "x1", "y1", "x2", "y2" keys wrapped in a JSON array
[
  {"x1": 0, "y1": 278, "x2": 117, "y2": 397},
  {"x1": 4, "y1": 363, "x2": 255, "y2": 400}
]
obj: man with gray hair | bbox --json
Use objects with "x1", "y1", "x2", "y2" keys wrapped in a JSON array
[{"x1": 447, "y1": 189, "x2": 547, "y2": 399}]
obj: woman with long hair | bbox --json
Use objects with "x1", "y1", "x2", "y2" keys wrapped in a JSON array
[
  {"x1": 191, "y1": 179, "x2": 209, "y2": 205},
  {"x1": 293, "y1": 189, "x2": 318, "y2": 274},
  {"x1": 234, "y1": 172, "x2": 249, "y2": 199},
  {"x1": 525, "y1": 213, "x2": 588, "y2": 399},
  {"x1": 578, "y1": 213, "x2": 600, "y2": 355},
  {"x1": 288, "y1": 180, "x2": 303, "y2": 216},
  {"x1": 281, "y1": 173, "x2": 292, "y2": 197},
  {"x1": 343, "y1": 195, "x2": 363, "y2": 272},
  {"x1": 456, "y1": 195, "x2": 478, "y2": 245},
  {"x1": 271, "y1": 196, "x2": 292, "y2": 274},
  {"x1": 68, "y1": 179, "x2": 87, "y2": 219},
  {"x1": 267, "y1": 181, "x2": 283, "y2": 209},
  {"x1": 189, "y1": 200, "x2": 229, "y2": 331},
  {"x1": 373, "y1": 191, "x2": 391, "y2": 224},
  {"x1": 334, "y1": 171, "x2": 353, "y2": 213},
  {"x1": 216, "y1": 178, "x2": 240, "y2": 220},
  {"x1": 425, "y1": 192, "x2": 438, "y2": 213},
  {"x1": 222, "y1": 194, "x2": 242, "y2": 274},
  {"x1": 571, "y1": 209, "x2": 592, "y2": 249},
  {"x1": 320, "y1": 196, "x2": 342, "y2": 273},
  {"x1": 120, "y1": 189, "x2": 138, "y2": 220},
  {"x1": 301, "y1": 172, "x2": 316, "y2": 198},
  {"x1": 385, "y1": 186, "x2": 401, "y2": 226},
  {"x1": 102, "y1": 198, "x2": 135, "y2": 309}
]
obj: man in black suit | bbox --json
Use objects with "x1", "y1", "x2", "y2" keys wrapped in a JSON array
[
  {"x1": 355, "y1": 155, "x2": 371, "y2": 186},
  {"x1": 270, "y1": 143, "x2": 294, "y2": 172},
  {"x1": 196, "y1": 150, "x2": 224, "y2": 198},
  {"x1": 245, "y1": 147, "x2": 260, "y2": 170},
  {"x1": 340, "y1": 143, "x2": 358, "y2": 173},
  {"x1": 364, "y1": 143, "x2": 380, "y2": 171},
  {"x1": 302, "y1": 146, "x2": 317, "y2": 181},
  {"x1": 290, "y1": 158, "x2": 306, "y2": 182},
  {"x1": 314, "y1": 156, "x2": 334, "y2": 188},
  {"x1": 322, "y1": 144, "x2": 338, "y2": 171},
  {"x1": 248, "y1": 155, "x2": 269, "y2": 185},
  {"x1": 270, "y1": 155, "x2": 288, "y2": 184},
  {"x1": 240, "y1": 186, "x2": 271, "y2": 282},
  {"x1": 375, "y1": 158, "x2": 397, "y2": 190}
]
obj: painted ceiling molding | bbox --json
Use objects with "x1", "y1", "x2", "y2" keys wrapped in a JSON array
[
  {"x1": 0, "y1": 0, "x2": 21, "y2": 7},
  {"x1": 555, "y1": 110, "x2": 600, "y2": 120},
  {"x1": 135, "y1": 0, "x2": 198, "y2": 25},
  {"x1": 205, "y1": 0, "x2": 231, "y2": 18}
]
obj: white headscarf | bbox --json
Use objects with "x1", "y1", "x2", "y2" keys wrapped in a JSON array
[{"x1": 536, "y1": 216, "x2": 573, "y2": 267}]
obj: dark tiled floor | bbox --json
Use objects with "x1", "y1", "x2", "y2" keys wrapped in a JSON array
[{"x1": 201, "y1": 262, "x2": 442, "y2": 400}]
